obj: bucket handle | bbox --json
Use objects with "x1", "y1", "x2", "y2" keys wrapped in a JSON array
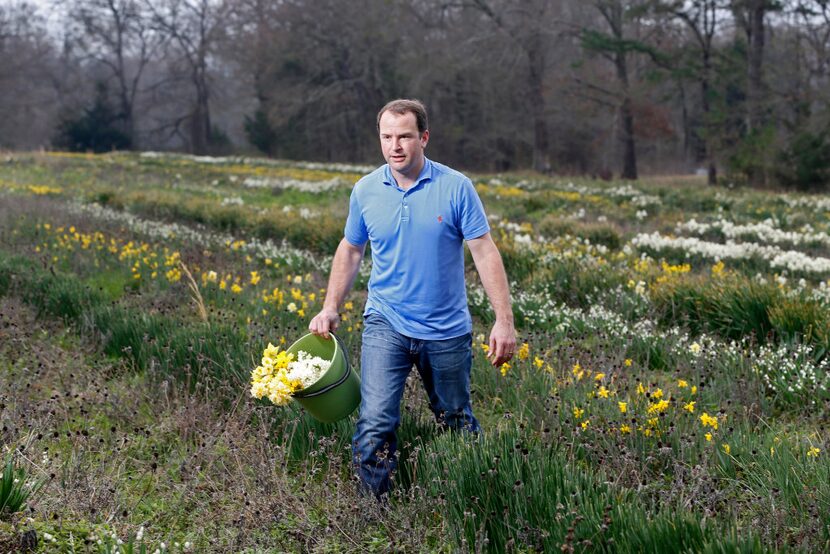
[{"x1": 292, "y1": 334, "x2": 352, "y2": 399}]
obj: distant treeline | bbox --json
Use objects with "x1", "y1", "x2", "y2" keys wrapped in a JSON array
[{"x1": 1, "y1": 0, "x2": 829, "y2": 189}]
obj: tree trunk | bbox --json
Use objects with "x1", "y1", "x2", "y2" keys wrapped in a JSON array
[
  {"x1": 744, "y1": 0, "x2": 767, "y2": 186},
  {"x1": 619, "y1": 95, "x2": 637, "y2": 180},
  {"x1": 526, "y1": 35, "x2": 550, "y2": 173},
  {"x1": 614, "y1": 42, "x2": 637, "y2": 180},
  {"x1": 529, "y1": 73, "x2": 550, "y2": 173},
  {"x1": 701, "y1": 52, "x2": 716, "y2": 185},
  {"x1": 191, "y1": 74, "x2": 211, "y2": 155},
  {"x1": 746, "y1": 0, "x2": 765, "y2": 134}
]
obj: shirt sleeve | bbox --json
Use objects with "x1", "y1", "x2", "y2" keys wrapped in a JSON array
[
  {"x1": 344, "y1": 186, "x2": 369, "y2": 246},
  {"x1": 457, "y1": 178, "x2": 490, "y2": 240}
]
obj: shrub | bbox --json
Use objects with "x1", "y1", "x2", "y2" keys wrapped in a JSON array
[
  {"x1": 776, "y1": 129, "x2": 830, "y2": 192},
  {"x1": 536, "y1": 215, "x2": 575, "y2": 239},
  {"x1": 245, "y1": 108, "x2": 279, "y2": 156},
  {"x1": 580, "y1": 222, "x2": 623, "y2": 251},
  {"x1": 54, "y1": 83, "x2": 131, "y2": 153}
]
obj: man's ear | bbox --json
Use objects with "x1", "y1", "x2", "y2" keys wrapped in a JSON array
[{"x1": 421, "y1": 129, "x2": 430, "y2": 147}]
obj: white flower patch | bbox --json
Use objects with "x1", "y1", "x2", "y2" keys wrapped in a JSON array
[
  {"x1": 292, "y1": 160, "x2": 376, "y2": 174},
  {"x1": 676, "y1": 217, "x2": 830, "y2": 248},
  {"x1": 769, "y1": 250, "x2": 830, "y2": 275},
  {"x1": 220, "y1": 196, "x2": 244, "y2": 206},
  {"x1": 781, "y1": 193, "x2": 830, "y2": 213},
  {"x1": 558, "y1": 182, "x2": 662, "y2": 207},
  {"x1": 280, "y1": 206, "x2": 318, "y2": 219},
  {"x1": 630, "y1": 232, "x2": 830, "y2": 275},
  {"x1": 753, "y1": 343, "x2": 830, "y2": 403},
  {"x1": 471, "y1": 278, "x2": 745, "y2": 367},
  {"x1": 809, "y1": 280, "x2": 830, "y2": 305},
  {"x1": 243, "y1": 176, "x2": 351, "y2": 193},
  {"x1": 139, "y1": 151, "x2": 375, "y2": 174},
  {"x1": 67, "y1": 203, "x2": 324, "y2": 271}
]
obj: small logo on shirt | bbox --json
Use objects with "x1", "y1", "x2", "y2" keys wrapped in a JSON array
[{"x1": 437, "y1": 215, "x2": 443, "y2": 223}]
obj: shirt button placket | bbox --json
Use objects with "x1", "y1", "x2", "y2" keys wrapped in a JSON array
[{"x1": 401, "y1": 193, "x2": 410, "y2": 223}]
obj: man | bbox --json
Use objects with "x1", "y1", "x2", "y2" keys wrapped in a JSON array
[{"x1": 309, "y1": 98, "x2": 515, "y2": 498}]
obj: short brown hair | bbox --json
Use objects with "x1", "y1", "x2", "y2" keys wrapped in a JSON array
[{"x1": 376, "y1": 99, "x2": 428, "y2": 134}]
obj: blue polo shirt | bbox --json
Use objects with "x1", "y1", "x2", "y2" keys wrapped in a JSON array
[{"x1": 344, "y1": 158, "x2": 490, "y2": 340}]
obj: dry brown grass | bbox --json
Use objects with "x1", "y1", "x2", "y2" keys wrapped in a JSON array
[{"x1": 0, "y1": 297, "x2": 443, "y2": 552}]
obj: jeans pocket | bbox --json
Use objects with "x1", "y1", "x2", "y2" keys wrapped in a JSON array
[
  {"x1": 428, "y1": 333, "x2": 472, "y2": 354},
  {"x1": 424, "y1": 334, "x2": 472, "y2": 374},
  {"x1": 361, "y1": 313, "x2": 396, "y2": 343}
]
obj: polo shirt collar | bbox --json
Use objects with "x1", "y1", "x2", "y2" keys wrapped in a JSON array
[{"x1": 383, "y1": 157, "x2": 434, "y2": 191}]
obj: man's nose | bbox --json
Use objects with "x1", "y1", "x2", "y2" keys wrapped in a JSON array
[{"x1": 391, "y1": 137, "x2": 402, "y2": 150}]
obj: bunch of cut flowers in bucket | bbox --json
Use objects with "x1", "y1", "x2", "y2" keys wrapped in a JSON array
[{"x1": 250, "y1": 343, "x2": 332, "y2": 405}]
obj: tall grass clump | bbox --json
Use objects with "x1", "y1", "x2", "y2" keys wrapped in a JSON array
[
  {"x1": 0, "y1": 456, "x2": 42, "y2": 519},
  {"x1": 0, "y1": 252, "x2": 250, "y2": 391},
  {"x1": 651, "y1": 276, "x2": 776, "y2": 343},
  {"x1": 769, "y1": 299, "x2": 829, "y2": 359},
  {"x1": 416, "y1": 431, "x2": 764, "y2": 553},
  {"x1": 0, "y1": 254, "x2": 106, "y2": 320},
  {"x1": 711, "y1": 425, "x2": 830, "y2": 548},
  {"x1": 653, "y1": 274, "x2": 829, "y2": 358}
]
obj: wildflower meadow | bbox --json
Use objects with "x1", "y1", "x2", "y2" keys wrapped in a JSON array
[{"x1": 1, "y1": 151, "x2": 829, "y2": 552}]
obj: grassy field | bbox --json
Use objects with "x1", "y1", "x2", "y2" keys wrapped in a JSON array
[{"x1": 1, "y1": 151, "x2": 829, "y2": 552}]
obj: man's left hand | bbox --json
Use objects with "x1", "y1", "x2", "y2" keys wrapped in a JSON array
[{"x1": 487, "y1": 319, "x2": 516, "y2": 367}]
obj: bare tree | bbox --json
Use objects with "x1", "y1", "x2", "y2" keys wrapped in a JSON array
[
  {"x1": 581, "y1": 0, "x2": 663, "y2": 180},
  {"x1": 792, "y1": 0, "x2": 830, "y2": 122},
  {"x1": 0, "y1": 2, "x2": 57, "y2": 148},
  {"x1": 64, "y1": 0, "x2": 161, "y2": 147},
  {"x1": 224, "y1": 0, "x2": 281, "y2": 107},
  {"x1": 730, "y1": 0, "x2": 782, "y2": 184},
  {"x1": 654, "y1": 0, "x2": 730, "y2": 184},
  {"x1": 732, "y1": 0, "x2": 776, "y2": 133},
  {"x1": 144, "y1": 0, "x2": 230, "y2": 154},
  {"x1": 462, "y1": 0, "x2": 566, "y2": 173}
]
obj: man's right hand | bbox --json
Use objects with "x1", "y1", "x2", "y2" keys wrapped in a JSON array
[{"x1": 309, "y1": 307, "x2": 340, "y2": 339}]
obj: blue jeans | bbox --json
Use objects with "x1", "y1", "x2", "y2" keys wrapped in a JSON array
[{"x1": 352, "y1": 313, "x2": 479, "y2": 498}]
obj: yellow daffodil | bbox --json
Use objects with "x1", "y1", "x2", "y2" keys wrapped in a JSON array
[
  {"x1": 700, "y1": 412, "x2": 719, "y2": 430},
  {"x1": 647, "y1": 399, "x2": 670, "y2": 414}
]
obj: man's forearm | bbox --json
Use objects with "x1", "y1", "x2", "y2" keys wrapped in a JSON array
[
  {"x1": 472, "y1": 243, "x2": 513, "y2": 322},
  {"x1": 323, "y1": 238, "x2": 366, "y2": 311}
]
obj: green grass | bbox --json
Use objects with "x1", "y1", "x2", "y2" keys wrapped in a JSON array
[{"x1": 3, "y1": 152, "x2": 830, "y2": 551}]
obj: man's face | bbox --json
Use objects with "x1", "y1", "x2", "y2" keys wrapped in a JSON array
[{"x1": 379, "y1": 110, "x2": 429, "y2": 179}]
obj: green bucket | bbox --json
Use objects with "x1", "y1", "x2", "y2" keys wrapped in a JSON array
[{"x1": 287, "y1": 333, "x2": 361, "y2": 423}]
